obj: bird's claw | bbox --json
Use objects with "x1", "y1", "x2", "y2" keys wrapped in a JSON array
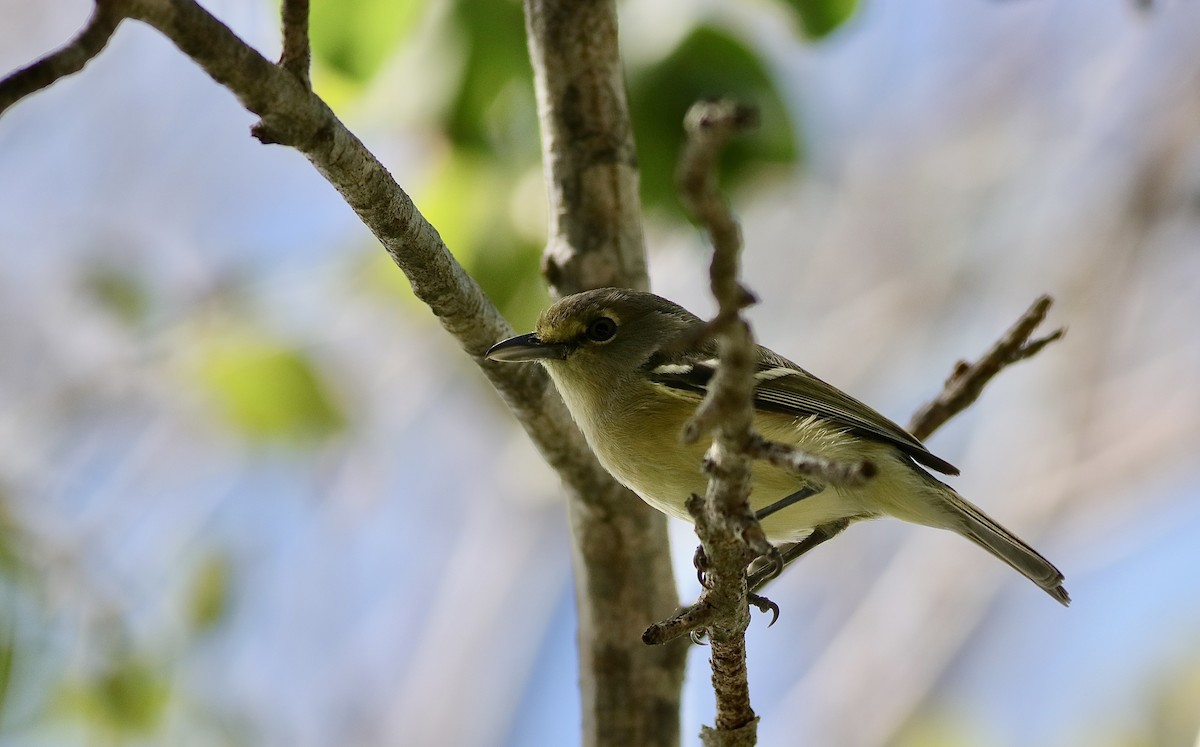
[
  {"x1": 693, "y1": 545, "x2": 712, "y2": 588},
  {"x1": 747, "y1": 593, "x2": 780, "y2": 627}
]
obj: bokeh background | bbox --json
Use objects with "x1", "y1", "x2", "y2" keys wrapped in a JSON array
[{"x1": 2, "y1": 0, "x2": 1199, "y2": 745}]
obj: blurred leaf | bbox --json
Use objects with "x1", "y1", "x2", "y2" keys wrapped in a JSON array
[
  {"x1": 627, "y1": 26, "x2": 800, "y2": 216},
  {"x1": 779, "y1": 0, "x2": 859, "y2": 38},
  {"x1": 82, "y1": 264, "x2": 148, "y2": 325},
  {"x1": 94, "y1": 657, "x2": 169, "y2": 734},
  {"x1": 894, "y1": 709, "x2": 1000, "y2": 747},
  {"x1": 0, "y1": 502, "x2": 23, "y2": 576},
  {"x1": 309, "y1": 0, "x2": 425, "y2": 85},
  {"x1": 60, "y1": 655, "x2": 170, "y2": 735},
  {"x1": 192, "y1": 331, "x2": 344, "y2": 442},
  {"x1": 188, "y1": 554, "x2": 233, "y2": 633},
  {"x1": 417, "y1": 151, "x2": 547, "y2": 330},
  {"x1": 0, "y1": 631, "x2": 12, "y2": 721},
  {"x1": 446, "y1": 0, "x2": 537, "y2": 154}
]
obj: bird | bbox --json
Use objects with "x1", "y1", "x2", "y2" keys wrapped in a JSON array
[{"x1": 486, "y1": 287, "x2": 1069, "y2": 605}]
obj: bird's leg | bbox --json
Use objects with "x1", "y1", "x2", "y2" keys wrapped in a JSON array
[
  {"x1": 748, "y1": 519, "x2": 851, "y2": 593},
  {"x1": 726, "y1": 485, "x2": 822, "y2": 623},
  {"x1": 754, "y1": 484, "x2": 820, "y2": 522},
  {"x1": 693, "y1": 487, "x2": 827, "y2": 626}
]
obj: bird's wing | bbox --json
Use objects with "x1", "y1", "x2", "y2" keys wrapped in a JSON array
[{"x1": 644, "y1": 347, "x2": 959, "y2": 476}]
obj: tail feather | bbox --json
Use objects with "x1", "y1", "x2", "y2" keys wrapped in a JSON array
[{"x1": 942, "y1": 491, "x2": 1070, "y2": 606}]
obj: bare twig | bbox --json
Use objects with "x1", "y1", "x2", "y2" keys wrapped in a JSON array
[
  {"x1": 642, "y1": 588, "x2": 720, "y2": 646},
  {"x1": 909, "y1": 295, "x2": 1065, "y2": 440},
  {"x1": 746, "y1": 434, "x2": 875, "y2": 486},
  {"x1": 670, "y1": 99, "x2": 764, "y2": 742},
  {"x1": 0, "y1": 0, "x2": 124, "y2": 116},
  {"x1": 279, "y1": 0, "x2": 311, "y2": 87}
]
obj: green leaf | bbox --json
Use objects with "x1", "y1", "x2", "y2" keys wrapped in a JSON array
[
  {"x1": 445, "y1": 0, "x2": 538, "y2": 153},
  {"x1": 192, "y1": 331, "x2": 345, "y2": 442},
  {"x1": 309, "y1": 0, "x2": 425, "y2": 84},
  {"x1": 627, "y1": 26, "x2": 800, "y2": 216},
  {"x1": 779, "y1": 0, "x2": 859, "y2": 39}
]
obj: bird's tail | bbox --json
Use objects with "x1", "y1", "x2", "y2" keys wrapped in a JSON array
[{"x1": 939, "y1": 488, "x2": 1070, "y2": 606}]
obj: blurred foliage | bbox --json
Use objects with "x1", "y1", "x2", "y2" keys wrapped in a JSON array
[
  {"x1": 0, "y1": 629, "x2": 12, "y2": 723},
  {"x1": 1092, "y1": 654, "x2": 1200, "y2": 747},
  {"x1": 58, "y1": 653, "x2": 171, "y2": 737},
  {"x1": 895, "y1": 709, "x2": 1002, "y2": 747},
  {"x1": 0, "y1": 502, "x2": 24, "y2": 577},
  {"x1": 444, "y1": 0, "x2": 533, "y2": 153},
  {"x1": 417, "y1": 151, "x2": 548, "y2": 329},
  {"x1": 81, "y1": 263, "x2": 150, "y2": 326},
  {"x1": 188, "y1": 554, "x2": 233, "y2": 633},
  {"x1": 627, "y1": 25, "x2": 799, "y2": 216},
  {"x1": 782, "y1": 0, "x2": 859, "y2": 39},
  {"x1": 323, "y1": 0, "x2": 857, "y2": 325},
  {"x1": 309, "y1": 0, "x2": 423, "y2": 87},
  {"x1": 191, "y1": 328, "x2": 345, "y2": 442}
]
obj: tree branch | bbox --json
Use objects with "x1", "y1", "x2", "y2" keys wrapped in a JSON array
[
  {"x1": 674, "y1": 99, "x2": 765, "y2": 743},
  {"x1": 909, "y1": 295, "x2": 1064, "y2": 440},
  {"x1": 524, "y1": 1, "x2": 687, "y2": 745},
  {"x1": 746, "y1": 434, "x2": 875, "y2": 486},
  {"x1": 524, "y1": 0, "x2": 650, "y2": 296},
  {"x1": 0, "y1": 0, "x2": 124, "y2": 116},
  {"x1": 1, "y1": 11, "x2": 677, "y2": 747},
  {"x1": 278, "y1": 0, "x2": 311, "y2": 87}
]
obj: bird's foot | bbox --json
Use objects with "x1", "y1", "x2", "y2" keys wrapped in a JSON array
[{"x1": 747, "y1": 593, "x2": 780, "y2": 627}]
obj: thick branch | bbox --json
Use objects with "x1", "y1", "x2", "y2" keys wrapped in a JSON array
[
  {"x1": 523, "y1": 1, "x2": 686, "y2": 746},
  {"x1": 524, "y1": 0, "x2": 649, "y2": 295},
  {"x1": 0, "y1": 1, "x2": 124, "y2": 116},
  {"x1": 909, "y1": 295, "x2": 1064, "y2": 440},
  {"x1": 278, "y1": 0, "x2": 311, "y2": 87}
]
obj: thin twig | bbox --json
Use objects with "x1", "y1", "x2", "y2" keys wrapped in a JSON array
[
  {"x1": 0, "y1": 1, "x2": 125, "y2": 116},
  {"x1": 643, "y1": 594, "x2": 720, "y2": 646},
  {"x1": 746, "y1": 434, "x2": 875, "y2": 486},
  {"x1": 672, "y1": 99, "x2": 763, "y2": 741},
  {"x1": 909, "y1": 295, "x2": 1065, "y2": 440},
  {"x1": 278, "y1": 0, "x2": 311, "y2": 87}
]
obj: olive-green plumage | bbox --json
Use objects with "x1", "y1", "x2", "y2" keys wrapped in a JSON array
[{"x1": 487, "y1": 288, "x2": 1069, "y2": 605}]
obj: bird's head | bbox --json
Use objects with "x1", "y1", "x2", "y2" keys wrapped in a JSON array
[{"x1": 486, "y1": 288, "x2": 701, "y2": 383}]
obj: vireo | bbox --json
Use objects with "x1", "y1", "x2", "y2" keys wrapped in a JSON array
[{"x1": 487, "y1": 287, "x2": 1069, "y2": 605}]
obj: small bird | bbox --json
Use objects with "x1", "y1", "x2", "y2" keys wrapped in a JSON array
[{"x1": 487, "y1": 288, "x2": 1069, "y2": 605}]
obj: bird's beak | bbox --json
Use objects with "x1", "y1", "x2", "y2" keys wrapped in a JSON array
[{"x1": 486, "y1": 332, "x2": 570, "y2": 362}]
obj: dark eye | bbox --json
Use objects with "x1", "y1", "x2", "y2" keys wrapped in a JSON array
[{"x1": 585, "y1": 316, "x2": 617, "y2": 343}]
